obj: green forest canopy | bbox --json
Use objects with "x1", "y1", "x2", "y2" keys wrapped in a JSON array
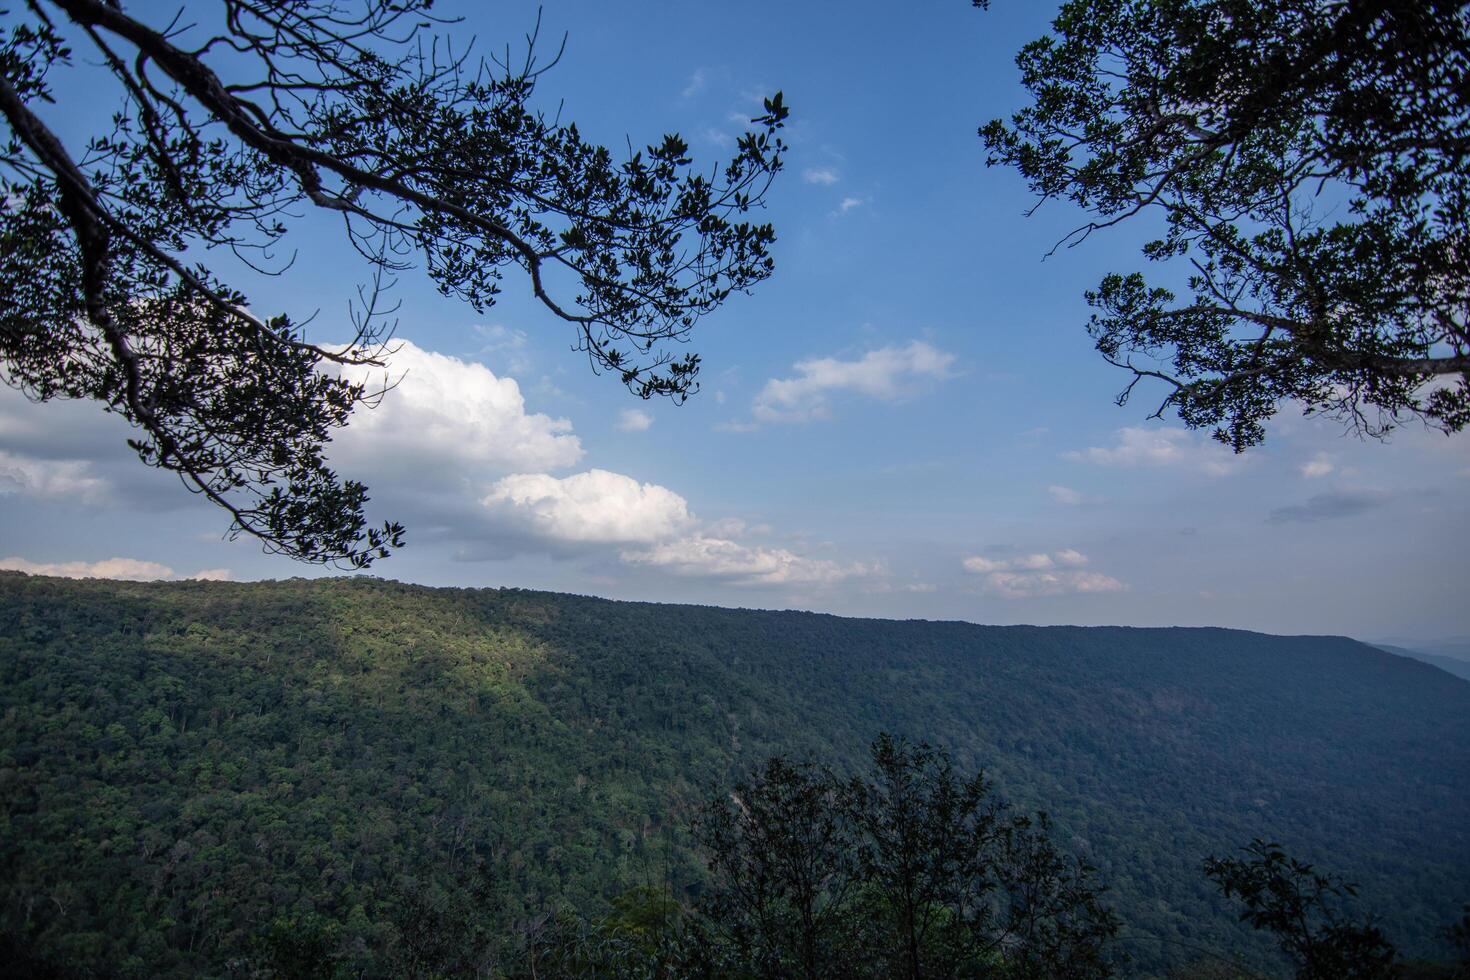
[{"x1": 1, "y1": 572, "x2": 1466, "y2": 976}]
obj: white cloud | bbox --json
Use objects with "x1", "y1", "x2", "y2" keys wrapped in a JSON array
[
  {"x1": 190, "y1": 568, "x2": 233, "y2": 581},
  {"x1": 616, "y1": 408, "x2": 654, "y2": 433},
  {"x1": 482, "y1": 469, "x2": 693, "y2": 545},
  {"x1": 1048, "y1": 484, "x2": 1083, "y2": 505},
  {"x1": 965, "y1": 549, "x2": 1090, "y2": 574},
  {"x1": 0, "y1": 556, "x2": 174, "y2": 580},
  {"x1": 0, "y1": 386, "x2": 147, "y2": 504},
  {"x1": 803, "y1": 167, "x2": 840, "y2": 185},
  {"x1": 474, "y1": 469, "x2": 871, "y2": 590},
  {"x1": 330, "y1": 339, "x2": 583, "y2": 476},
  {"x1": 962, "y1": 549, "x2": 1124, "y2": 598},
  {"x1": 962, "y1": 555, "x2": 1008, "y2": 574},
  {"x1": 836, "y1": 196, "x2": 865, "y2": 214},
  {"x1": 0, "y1": 451, "x2": 109, "y2": 502},
  {"x1": 751, "y1": 341, "x2": 956, "y2": 424},
  {"x1": 681, "y1": 68, "x2": 707, "y2": 100},
  {"x1": 1300, "y1": 452, "x2": 1334, "y2": 478},
  {"x1": 623, "y1": 534, "x2": 873, "y2": 587},
  {"x1": 1064, "y1": 426, "x2": 1242, "y2": 476},
  {"x1": 982, "y1": 569, "x2": 1128, "y2": 599}
]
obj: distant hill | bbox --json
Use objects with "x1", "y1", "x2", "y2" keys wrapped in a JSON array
[
  {"x1": 1374, "y1": 643, "x2": 1470, "y2": 683},
  {"x1": 1, "y1": 573, "x2": 1467, "y2": 977}
]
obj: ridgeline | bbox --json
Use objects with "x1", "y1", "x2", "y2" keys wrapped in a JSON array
[{"x1": 2, "y1": 572, "x2": 1466, "y2": 976}]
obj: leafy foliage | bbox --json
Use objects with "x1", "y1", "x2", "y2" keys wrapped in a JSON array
[
  {"x1": 0, "y1": 0, "x2": 786, "y2": 565},
  {"x1": 981, "y1": 0, "x2": 1470, "y2": 449},
  {"x1": 1204, "y1": 840, "x2": 1397, "y2": 979},
  {"x1": 688, "y1": 735, "x2": 1119, "y2": 979},
  {"x1": 0, "y1": 573, "x2": 1467, "y2": 976}
]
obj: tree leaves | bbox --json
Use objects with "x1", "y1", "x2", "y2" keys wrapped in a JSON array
[
  {"x1": 0, "y1": 1, "x2": 787, "y2": 564},
  {"x1": 983, "y1": 0, "x2": 1470, "y2": 449}
]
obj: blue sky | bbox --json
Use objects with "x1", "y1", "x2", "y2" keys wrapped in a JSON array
[{"x1": 3, "y1": 0, "x2": 1468, "y2": 644}]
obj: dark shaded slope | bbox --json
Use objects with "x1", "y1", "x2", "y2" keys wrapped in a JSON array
[{"x1": 1, "y1": 573, "x2": 1466, "y2": 977}]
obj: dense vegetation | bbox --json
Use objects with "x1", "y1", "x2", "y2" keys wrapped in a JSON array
[{"x1": 1, "y1": 572, "x2": 1466, "y2": 976}]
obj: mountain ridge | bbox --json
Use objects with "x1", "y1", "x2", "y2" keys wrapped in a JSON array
[{"x1": 1, "y1": 572, "x2": 1466, "y2": 977}]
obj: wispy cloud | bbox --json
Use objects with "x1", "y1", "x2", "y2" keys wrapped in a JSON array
[
  {"x1": 962, "y1": 549, "x2": 1125, "y2": 598},
  {"x1": 748, "y1": 340, "x2": 956, "y2": 425},
  {"x1": 803, "y1": 167, "x2": 840, "y2": 185},
  {"x1": 472, "y1": 324, "x2": 533, "y2": 375},
  {"x1": 1065, "y1": 426, "x2": 1242, "y2": 476},
  {"x1": 623, "y1": 535, "x2": 877, "y2": 587},
  {"x1": 616, "y1": 408, "x2": 653, "y2": 433},
  {"x1": 680, "y1": 68, "x2": 707, "y2": 100},
  {"x1": 1300, "y1": 452, "x2": 1334, "y2": 478},
  {"x1": 834, "y1": 196, "x2": 866, "y2": 215},
  {"x1": 1048, "y1": 484, "x2": 1084, "y2": 505}
]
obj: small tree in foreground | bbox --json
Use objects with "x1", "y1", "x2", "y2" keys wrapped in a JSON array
[
  {"x1": 692, "y1": 735, "x2": 1120, "y2": 979},
  {"x1": 1204, "y1": 839, "x2": 1397, "y2": 980}
]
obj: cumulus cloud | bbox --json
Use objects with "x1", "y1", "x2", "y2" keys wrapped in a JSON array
[
  {"x1": 616, "y1": 408, "x2": 654, "y2": 433},
  {"x1": 0, "y1": 385, "x2": 163, "y2": 507},
  {"x1": 1065, "y1": 426, "x2": 1242, "y2": 476},
  {"x1": 1053, "y1": 549, "x2": 1089, "y2": 567},
  {"x1": 0, "y1": 451, "x2": 109, "y2": 502},
  {"x1": 190, "y1": 568, "x2": 233, "y2": 581},
  {"x1": 803, "y1": 167, "x2": 840, "y2": 185},
  {"x1": 1267, "y1": 489, "x2": 1392, "y2": 524},
  {"x1": 0, "y1": 556, "x2": 174, "y2": 580},
  {"x1": 1300, "y1": 452, "x2": 1334, "y2": 478},
  {"x1": 474, "y1": 468, "x2": 873, "y2": 589},
  {"x1": 835, "y1": 196, "x2": 866, "y2": 214},
  {"x1": 482, "y1": 469, "x2": 694, "y2": 545},
  {"x1": 330, "y1": 339, "x2": 582, "y2": 477},
  {"x1": 750, "y1": 341, "x2": 956, "y2": 424},
  {"x1": 623, "y1": 534, "x2": 874, "y2": 587},
  {"x1": 962, "y1": 549, "x2": 1125, "y2": 598}
]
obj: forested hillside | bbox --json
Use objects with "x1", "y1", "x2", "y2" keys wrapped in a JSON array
[{"x1": 2, "y1": 572, "x2": 1466, "y2": 977}]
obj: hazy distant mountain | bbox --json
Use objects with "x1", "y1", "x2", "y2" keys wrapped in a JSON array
[
  {"x1": 1373, "y1": 636, "x2": 1470, "y2": 663},
  {"x1": 1373, "y1": 644, "x2": 1470, "y2": 682},
  {"x1": 2, "y1": 573, "x2": 1466, "y2": 977},
  {"x1": 1419, "y1": 638, "x2": 1470, "y2": 662}
]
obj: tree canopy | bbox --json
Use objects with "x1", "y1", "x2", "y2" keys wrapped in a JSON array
[
  {"x1": 0, "y1": 0, "x2": 787, "y2": 566},
  {"x1": 1204, "y1": 839, "x2": 1398, "y2": 980},
  {"x1": 981, "y1": 0, "x2": 1469, "y2": 450},
  {"x1": 3, "y1": 574, "x2": 1469, "y2": 974},
  {"x1": 687, "y1": 735, "x2": 1121, "y2": 979}
]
